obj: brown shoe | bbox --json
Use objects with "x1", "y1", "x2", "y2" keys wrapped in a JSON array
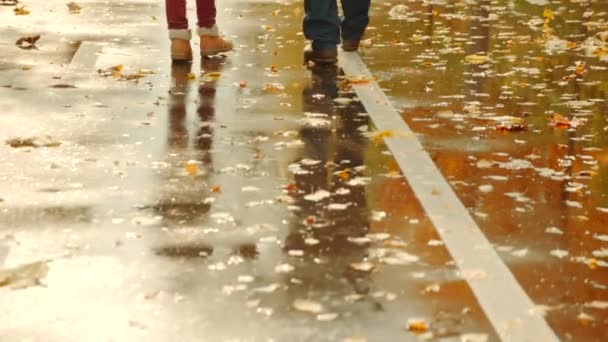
[
  {"x1": 171, "y1": 39, "x2": 193, "y2": 61},
  {"x1": 198, "y1": 25, "x2": 233, "y2": 56},
  {"x1": 341, "y1": 40, "x2": 360, "y2": 52},
  {"x1": 169, "y1": 29, "x2": 193, "y2": 61},
  {"x1": 304, "y1": 45, "x2": 338, "y2": 65}
]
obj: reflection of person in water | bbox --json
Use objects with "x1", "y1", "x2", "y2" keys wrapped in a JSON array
[
  {"x1": 282, "y1": 65, "x2": 377, "y2": 311},
  {"x1": 155, "y1": 59, "x2": 258, "y2": 260},
  {"x1": 153, "y1": 59, "x2": 223, "y2": 258}
]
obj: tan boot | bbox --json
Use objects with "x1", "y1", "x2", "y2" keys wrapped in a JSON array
[
  {"x1": 198, "y1": 25, "x2": 233, "y2": 56},
  {"x1": 169, "y1": 29, "x2": 193, "y2": 61}
]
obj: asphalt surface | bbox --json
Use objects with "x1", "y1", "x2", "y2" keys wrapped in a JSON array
[{"x1": 1, "y1": 0, "x2": 607, "y2": 341}]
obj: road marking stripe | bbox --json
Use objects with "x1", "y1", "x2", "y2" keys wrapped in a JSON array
[
  {"x1": 60, "y1": 41, "x2": 102, "y2": 86},
  {"x1": 339, "y1": 51, "x2": 559, "y2": 342}
]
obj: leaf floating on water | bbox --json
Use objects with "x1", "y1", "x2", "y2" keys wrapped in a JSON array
[
  {"x1": 15, "y1": 35, "x2": 40, "y2": 49},
  {"x1": 347, "y1": 236, "x2": 372, "y2": 245},
  {"x1": 304, "y1": 190, "x2": 330, "y2": 202},
  {"x1": 584, "y1": 301, "x2": 608, "y2": 310},
  {"x1": 67, "y1": 2, "x2": 82, "y2": 14},
  {"x1": 577, "y1": 312, "x2": 594, "y2": 325},
  {"x1": 349, "y1": 261, "x2": 375, "y2": 272},
  {"x1": 406, "y1": 318, "x2": 429, "y2": 333},
  {"x1": 344, "y1": 75, "x2": 372, "y2": 85},
  {"x1": 388, "y1": 4, "x2": 410, "y2": 20},
  {"x1": 263, "y1": 82, "x2": 284, "y2": 92},
  {"x1": 550, "y1": 249, "x2": 569, "y2": 259},
  {"x1": 366, "y1": 129, "x2": 393, "y2": 144},
  {"x1": 293, "y1": 299, "x2": 323, "y2": 314},
  {"x1": 593, "y1": 234, "x2": 608, "y2": 242},
  {"x1": 0, "y1": 261, "x2": 49, "y2": 290},
  {"x1": 316, "y1": 312, "x2": 338, "y2": 321},
  {"x1": 14, "y1": 5, "x2": 30, "y2": 15},
  {"x1": 545, "y1": 226, "x2": 564, "y2": 235},
  {"x1": 274, "y1": 263, "x2": 294, "y2": 274},
  {"x1": 6, "y1": 136, "x2": 61, "y2": 148},
  {"x1": 549, "y1": 114, "x2": 586, "y2": 129},
  {"x1": 333, "y1": 97, "x2": 353, "y2": 106},
  {"x1": 465, "y1": 54, "x2": 490, "y2": 65},
  {"x1": 253, "y1": 283, "x2": 282, "y2": 293}
]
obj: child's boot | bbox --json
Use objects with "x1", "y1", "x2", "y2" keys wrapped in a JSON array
[
  {"x1": 169, "y1": 29, "x2": 193, "y2": 61},
  {"x1": 198, "y1": 25, "x2": 233, "y2": 57}
]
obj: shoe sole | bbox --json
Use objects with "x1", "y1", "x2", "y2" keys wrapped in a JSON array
[
  {"x1": 304, "y1": 53, "x2": 337, "y2": 64},
  {"x1": 171, "y1": 54, "x2": 193, "y2": 61},
  {"x1": 201, "y1": 48, "x2": 232, "y2": 57}
]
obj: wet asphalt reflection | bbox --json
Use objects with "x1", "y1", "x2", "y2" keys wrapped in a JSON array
[{"x1": 1, "y1": 0, "x2": 607, "y2": 341}]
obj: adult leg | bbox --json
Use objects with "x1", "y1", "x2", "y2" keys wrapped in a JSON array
[
  {"x1": 340, "y1": 0, "x2": 370, "y2": 42},
  {"x1": 303, "y1": 0, "x2": 340, "y2": 51}
]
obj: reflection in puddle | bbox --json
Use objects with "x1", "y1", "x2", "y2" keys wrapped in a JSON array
[
  {"x1": 154, "y1": 243, "x2": 213, "y2": 259},
  {"x1": 0, "y1": 206, "x2": 92, "y2": 226}
]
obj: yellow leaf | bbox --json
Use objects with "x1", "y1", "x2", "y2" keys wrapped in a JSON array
[
  {"x1": 338, "y1": 169, "x2": 350, "y2": 181},
  {"x1": 345, "y1": 75, "x2": 373, "y2": 85},
  {"x1": 465, "y1": 54, "x2": 490, "y2": 65},
  {"x1": 368, "y1": 129, "x2": 393, "y2": 144},
  {"x1": 205, "y1": 71, "x2": 221, "y2": 78},
  {"x1": 14, "y1": 6, "x2": 30, "y2": 15},
  {"x1": 543, "y1": 9, "x2": 554, "y2": 21},
  {"x1": 187, "y1": 73, "x2": 196, "y2": 80},
  {"x1": 184, "y1": 162, "x2": 198, "y2": 175},
  {"x1": 406, "y1": 319, "x2": 429, "y2": 333}
]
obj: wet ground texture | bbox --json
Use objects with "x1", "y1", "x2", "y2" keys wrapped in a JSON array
[{"x1": 1, "y1": 0, "x2": 608, "y2": 341}]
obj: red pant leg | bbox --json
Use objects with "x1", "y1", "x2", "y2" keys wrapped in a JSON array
[
  {"x1": 166, "y1": 0, "x2": 188, "y2": 30},
  {"x1": 197, "y1": 0, "x2": 216, "y2": 28}
]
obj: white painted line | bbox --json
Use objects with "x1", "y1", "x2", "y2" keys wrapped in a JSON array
[
  {"x1": 339, "y1": 51, "x2": 559, "y2": 342},
  {"x1": 60, "y1": 41, "x2": 102, "y2": 86}
]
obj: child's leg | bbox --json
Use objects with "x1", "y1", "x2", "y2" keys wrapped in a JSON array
[
  {"x1": 196, "y1": 0, "x2": 216, "y2": 30},
  {"x1": 196, "y1": 0, "x2": 233, "y2": 55},
  {"x1": 166, "y1": 0, "x2": 192, "y2": 60},
  {"x1": 166, "y1": 0, "x2": 189, "y2": 30}
]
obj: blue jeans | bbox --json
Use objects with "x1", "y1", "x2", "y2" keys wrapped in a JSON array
[{"x1": 304, "y1": 0, "x2": 370, "y2": 50}]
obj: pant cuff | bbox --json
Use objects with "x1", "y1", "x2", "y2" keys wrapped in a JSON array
[
  {"x1": 169, "y1": 29, "x2": 191, "y2": 40},
  {"x1": 312, "y1": 40, "x2": 337, "y2": 51},
  {"x1": 197, "y1": 25, "x2": 219, "y2": 37}
]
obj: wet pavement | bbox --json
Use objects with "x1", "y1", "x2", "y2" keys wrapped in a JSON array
[{"x1": 1, "y1": 0, "x2": 608, "y2": 341}]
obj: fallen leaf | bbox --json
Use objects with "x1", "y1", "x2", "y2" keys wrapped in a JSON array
[
  {"x1": 6, "y1": 136, "x2": 61, "y2": 148},
  {"x1": 293, "y1": 299, "x2": 323, "y2": 314},
  {"x1": 304, "y1": 190, "x2": 330, "y2": 202},
  {"x1": 184, "y1": 161, "x2": 199, "y2": 175},
  {"x1": 67, "y1": 2, "x2": 81, "y2": 14},
  {"x1": 406, "y1": 318, "x2": 429, "y2": 333},
  {"x1": 344, "y1": 75, "x2": 372, "y2": 85},
  {"x1": 317, "y1": 313, "x2": 338, "y2": 321},
  {"x1": 584, "y1": 301, "x2": 608, "y2": 310},
  {"x1": 263, "y1": 82, "x2": 284, "y2": 92},
  {"x1": 15, "y1": 35, "x2": 40, "y2": 50},
  {"x1": 367, "y1": 129, "x2": 393, "y2": 144},
  {"x1": 349, "y1": 261, "x2": 375, "y2": 272},
  {"x1": 577, "y1": 312, "x2": 594, "y2": 325},
  {"x1": 465, "y1": 54, "x2": 490, "y2": 65},
  {"x1": 14, "y1": 5, "x2": 30, "y2": 15}
]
